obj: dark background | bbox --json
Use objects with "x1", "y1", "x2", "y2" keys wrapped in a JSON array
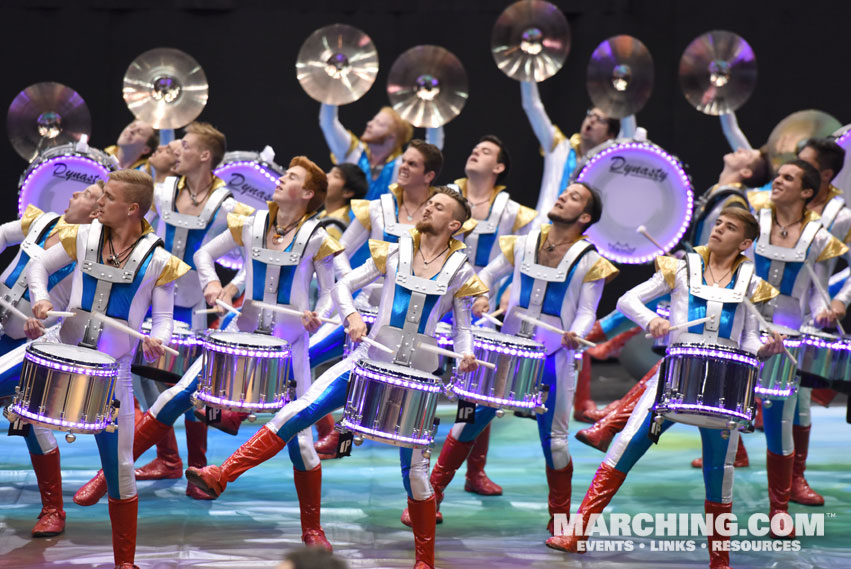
[{"x1": 3, "y1": 0, "x2": 849, "y2": 314}]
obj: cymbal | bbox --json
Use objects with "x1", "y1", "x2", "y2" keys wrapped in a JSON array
[
  {"x1": 6, "y1": 82, "x2": 91, "y2": 161},
  {"x1": 387, "y1": 45, "x2": 468, "y2": 128},
  {"x1": 296, "y1": 23, "x2": 379, "y2": 106},
  {"x1": 767, "y1": 110, "x2": 842, "y2": 172},
  {"x1": 586, "y1": 35, "x2": 653, "y2": 119},
  {"x1": 122, "y1": 47, "x2": 208, "y2": 129},
  {"x1": 490, "y1": 0, "x2": 570, "y2": 82},
  {"x1": 679, "y1": 30, "x2": 757, "y2": 116}
]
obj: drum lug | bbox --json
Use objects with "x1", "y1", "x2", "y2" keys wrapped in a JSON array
[
  {"x1": 422, "y1": 448, "x2": 431, "y2": 459},
  {"x1": 726, "y1": 420, "x2": 738, "y2": 432},
  {"x1": 443, "y1": 384, "x2": 457, "y2": 400},
  {"x1": 247, "y1": 414, "x2": 257, "y2": 423},
  {"x1": 534, "y1": 405, "x2": 548, "y2": 414},
  {"x1": 763, "y1": 399, "x2": 773, "y2": 408},
  {"x1": 191, "y1": 393, "x2": 203, "y2": 409},
  {"x1": 353, "y1": 434, "x2": 364, "y2": 446},
  {"x1": 495, "y1": 408, "x2": 505, "y2": 419},
  {"x1": 65, "y1": 432, "x2": 76, "y2": 443},
  {"x1": 720, "y1": 430, "x2": 731, "y2": 440},
  {"x1": 653, "y1": 414, "x2": 665, "y2": 426}
]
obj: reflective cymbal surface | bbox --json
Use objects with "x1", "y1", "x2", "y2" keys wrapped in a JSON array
[
  {"x1": 491, "y1": 0, "x2": 570, "y2": 82},
  {"x1": 679, "y1": 30, "x2": 757, "y2": 116},
  {"x1": 587, "y1": 35, "x2": 653, "y2": 118},
  {"x1": 296, "y1": 23, "x2": 379, "y2": 105},
  {"x1": 7, "y1": 82, "x2": 91, "y2": 161},
  {"x1": 123, "y1": 47, "x2": 208, "y2": 129},
  {"x1": 767, "y1": 110, "x2": 842, "y2": 172},
  {"x1": 387, "y1": 45, "x2": 468, "y2": 128}
]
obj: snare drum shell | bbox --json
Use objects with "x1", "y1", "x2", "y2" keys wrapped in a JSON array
[
  {"x1": 131, "y1": 323, "x2": 201, "y2": 383},
  {"x1": 797, "y1": 334, "x2": 851, "y2": 382},
  {"x1": 757, "y1": 346, "x2": 800, "y2": 400}
]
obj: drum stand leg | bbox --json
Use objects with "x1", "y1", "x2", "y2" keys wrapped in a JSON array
[
  {"x1": 705, "y1": 500, "x2": 733, "y2": 569},
  {"x1": 30, "y1": 448, "x2": 66, "y2": 538}
]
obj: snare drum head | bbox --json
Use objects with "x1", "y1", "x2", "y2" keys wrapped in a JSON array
[
  {"x1": 576, "y1": 141, "x2": 694, "y2": 264},
  {"x1": 207, "y1": 331, "x2": 288, "y2": 350},
  {"x1": 19, "y1": 144, "x2": 114, "y2": 217},
  {"x1": 471, "y1": 327, "x2": 545, "y2": 351},
  {"x1": 214, "y1": 151, "x2": 284, "y2": 212},
  {"x1": 763, "y1": 324, "x2": 801, "y2": 338},
  {"x1": 29, "y1": 342, "x2": 117, "y2": 365},
  {"x1": 356, "y1": 359, "x2": 438, "y2": 383}
]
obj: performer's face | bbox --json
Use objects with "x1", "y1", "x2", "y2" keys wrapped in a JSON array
[
  {"x1": 148, "y1": 144, "x2": 177, "y2": 173},
  {"x1": 361, "y1": 110, "x2": 395, "y2": 144},
  {"x1": 274, "y1": 165, "x2": 310, "y2": 206},
  {"x1": 771, "y1": 164, "x2": 812, "y2": 205},
  {"x1": 723, "y1": 147, "x2": 761, "y2": 173},
  {"x1": 173, "y1": 133, "x2": 208, "y2": 175},
  {"x1": 465, "y1": 141, "x2": 505, "y2": 180},
  {"x1": 325, "y1": 167, "x2": 346, "y2": 204},
  {"x1": 418, "y1": 193, "x2": 462, "y2": 236},
  {"x1": 397, "y1": 147, "x2": 433, "y2": 189},
  {"x1": 708, "y1": 214, "x2": 751, "y2": 254},
  {"x1": 96, "y1": 181, "x2": 136, "y2": 226},
  {"x1": 64, "y1": 183, "x2": 102, "y2": 224},
  {"x1": 548, "y1": 184, "x2": 591, "y2": 226},
  {"x1": 580, "y1": 108, "x2": 614, "y2": 147},
  {"x1": 117, "y1": 120, "x2": 154, "y2": 149}
]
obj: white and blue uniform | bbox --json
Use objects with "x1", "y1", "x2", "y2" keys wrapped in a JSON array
[
  {"x1": 28, "y1": 220, "x2": 186, "y2": 500},
  {"x1": 452, "y1": 228, "x2": 617, "y2": 470},
  {"x1": 265, "y1": 230, "x2": 485, "y2": 499},
  {"x1": 612, "y1": 248, "x2": 776, "y2": 503}
]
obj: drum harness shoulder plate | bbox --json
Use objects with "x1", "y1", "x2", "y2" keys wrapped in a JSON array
[
  {"x1": 391, "y1": 233, "x2": 468, "y2": 367},
  {"x1": 464, "y1": 191, "x2": 511, "y2": 263},
  {"x1": 380, "y1": 193, "x2": 415, "y2": 238},
  {"x1": 517, "y1": 229, "x2": 595, "y2": 338},
  {"x1": 0, "y1": 210, "x2": 61, "y2": 322},
  {"x1": 158, "y1": 176, "x2": 233, "y2": 263},
  {"x1": 682, "y1": 252, "x2": 754, "y2": 346},
  {"x1": 78, "y1": 222, "x2": 163, "y2": 348},
  {"x1": 250, "y1": 212, "x2": 322, "y2": 333}
]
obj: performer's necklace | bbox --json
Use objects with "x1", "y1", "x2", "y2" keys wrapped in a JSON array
[
  {"x1": 401, "y1": 198, "x2": 426, "y2": 222},
  {"x1": 706, "y1": 265, "x2": 732, "y2": 287},
  {"x1": 774, "y1": 213, "x2": 804, "y2": 239},
  {"x1": 107, "y1": 234, "x2": 141, "y2": 267},
  {"x1": 419, "y1": 245, "x2": 450, "y2": 266},
  {"x1": 273, "y1": 217, "x2": 300, "y2": 245},
  {"x1": 187, "y1": 179, "x2": 214, "y2": 206},
  {"x1": 543, "y1": 237, "x2": 572, "y2": 252}
]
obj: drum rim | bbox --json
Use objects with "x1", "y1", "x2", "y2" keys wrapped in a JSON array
[
  {"x1": 26, "y1": 342, "x2": 118, "y2": 367},
  {"x1": 471, "y1": 327, "x2": 546, "y2": 350},
  {"x1": 666, "y1": 342, "x2": 759, "y2": 367},
  {"x1": 355, "y1": 359, "x2": 439, "y2": 382},
  {"x1": 215, "y1": 152, "x2": 285, "y2": 177},
  {"x1": 204, "y1": 330, "x2": 290, "y2": 351},
  {"x1": 19, "y1": 151, "x2": 113, "y2": 216}
]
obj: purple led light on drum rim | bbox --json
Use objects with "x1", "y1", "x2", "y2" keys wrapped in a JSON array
[
  {"x1": 168, "y1": 334, "x2": 204, "y2": 347},
  {"x1": 360, "y1": 312, "x2": 377, "y2": 324},
  {"x1": 799, "y1": 335, "x2": 851, "y2": 351},
  {"x1": 656, "y1": 305, "x2": 671, "y2": 318},
  {"x1": 666, "y1": 345, "x2": 760, "y2": 368},
  {"x1": 18, "y1": 155, "x2": 111, "y2": 217},
  {"x1": 340, "y1": 419, "x2": 434, "y2": 447},
  {"x1": 661, "y1": 403, "x2": 752, "y2": 422},
  {"x1": 354, "y1": 367, "x2": 442, "y2": 393},
  {"x1": 195, "y1": 391, "x2": 287, "y2": 410},
  {"x1": 755, "y1": 385, "x2": 797, "y2": 398},
  {"x1": 203, "y1": 340, "x2": 291, "y2": 359},
  {"x1": 449, "y1": 386, "x2": 538, "y2": 409},
  {"x1": 25, "y1": 352, "x2": 118, "y2": 376},
  {"x1": 214, "y1": 160, "x2": 280, "y2": 185},
  {"x1": 577, "y1": 142, "x2": 694, "y2": 265},
  {"x1": 835, "y1": 128, "x2": 851, "y2": 148},
  {"x1": 471, "y1": 339, "x2": 546, "y2": 359},
  {"x1": 9, "y1": 404, "x2": 110, "y2": 431}
]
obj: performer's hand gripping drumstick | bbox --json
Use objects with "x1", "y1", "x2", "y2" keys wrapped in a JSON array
[
  {"x1": 2, "y1": 297, "x2": 46, "y2": 340},
  {"x1": 803, "y1": 262, "x2": 847, "y2": 336},
  {"x1": 644, "y1": 315, "x2": 714, "y2": 338},
  {"x1": 637, "y1": 225, "x2": 668, "y2": 255},
  {"x1": 88, "y1": 312, "x2": 179, "y2": 358},
  {"x1": 250, "y1": 300, "x2": 341, "y2": 333},
  {"x1": 742, "y1": 298, "x2": 796, "y2": 364},
  {"x1": 515, "y1": 312, "x2": 597, "y2": 349},
  {"x1": 215, "y1": 299, "x2": 241, "y2": 316}
]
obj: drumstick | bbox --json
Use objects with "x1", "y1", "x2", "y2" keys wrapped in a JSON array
[
  {"x1": 358, "y1": 335, "x2": 396, "y2": 355},
  {"x1": 742, "y1": 299, "x2": 797, "y2": 366},
  {"x1": 0, "y1": 297, "x2": 29, "y2": 321},
  {"x1": 802, "y1": 262, "x2": 847, "y2": 336},
  {"x1": 416, "y1": 342, "x2": 497, "y2": 370},
  {"x1": 46, "y1": 310, "x2": 76, "y2": 318},
  {"x1": 252, "y1": 300, "x2": 340, "y2": 325},
  {"x1": 516, "y1": 313, "x2": 597, "y2": 347},
  {"x1": 215, "y1": 299, "x2": 241, "y2": 316},
  {"x1": 643, "y1": 316, "x2": 713, "y2": 338},
  {"x1": 636, "y1": 225, "x2": 667, "y2": 255},
  {"x1": 90, "y1": 312, "x2": 180, "y2": 356},
  {"x1": 193, "y1": 307, "x2": 221, "y2": 315},
  {"x1": 476, "y1": 312, "x2": 503, "y2": 327}
]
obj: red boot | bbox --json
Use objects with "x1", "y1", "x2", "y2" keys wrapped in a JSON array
[
  {"x1": 134, "y1": 426, "x2": 183, "y2": 481},
  {"x1": 293, "y1": 466, "x2": 332, "y2": 551},
  {"x1": 108, "y1": 494, "x2": 138, "y2": 568},
  {"x1": 766, "y1": 450, "x2": 796, "y2": 539},
  {"x1": 314, "y1": 414, "x2": 341, "y2": 460},
  {"x1": 546, "y1": 461, "x2": 573, "y2": 535},
  {"x1": 692, "y1": 437, "x2": 749, "y2": 469},
  {"x1": 705, "y1": 500, "x2": 733, "y2": 569},
  {"x1": 573, "y1": 353, "x2": 599, "y2": 423},
  {"x1": 464, "y1": 425, "x2": 502, "y2": 496},
  {"x1": 74, "y1": 411, "x2": 174, "y2": 506},
  {"x1": 575, "y1": 361, "x2": 659, "y2": 452},
  {"x1": 408, "y1": 495, "x2": 437, "y2": 569},
  {"x1": 753, "y1": 399, "x2": 764, "y2": 431},
  {"x1": 186, "y1": 426, "x2": 285, "y2": 499},
  {"x1": 401, "y1": 432, "x2": 474, "y2": 527},
  {"x1": 185, "y1": 419, "x2": 213, "y2": 500},
  {"x1": 790, "y1": 425, "x2": 824, "y2": 506},
  {"x1": 30, "y1": 448, "x2": 65, "y2": 537},
  {"x1": 810, "y1": 388, "x2": 837, "y2": 407},
  {"x1": 545, "y1": 463, "x2": 627, "y2": 552}
]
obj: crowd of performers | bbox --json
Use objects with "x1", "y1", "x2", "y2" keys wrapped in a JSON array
[{"x1": 1, "y1": 82, "x2": 849, "y2": 569}]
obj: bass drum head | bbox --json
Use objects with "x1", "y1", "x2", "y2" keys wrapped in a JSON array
[
  {"x1": 577, "y1": 141, "x2": 693, "y2": 264},
  {"x1": 214, "y1": 151, "x2": 284, "y2": 212},
  {"x1": 18, "y1": 143, "x2": 114, "y2": 217}
]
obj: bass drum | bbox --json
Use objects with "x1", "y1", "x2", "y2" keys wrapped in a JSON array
[
  {"x1": 576, "y1": 140, "x2": 694, "y2": 264},
  {"x1": 831, "y1": 125, "x2": 851, "y2": 203},
  {"x1": 213, "y1": 149, "x2": 285, "y2": 212},
  {"x1": 18, "y1": 143, "x2": 116, "y2": 216}
]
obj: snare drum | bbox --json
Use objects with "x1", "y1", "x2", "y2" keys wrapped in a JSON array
[
  {"x1": 18, "y1": 143, "x2": 115, "y2": 217},
  {"x1": 654, "y1": 343, "x2": 760, "y2": 431},
  {"x1": 131, "y1": 319, "x2": 202, "y2": 383},
  {"x1": 213, "y1": 150, "x2": 285, "y2": 212},
  {"x1": 6, "y1": 343, "x2": 118, "y2": 435},
  {"x1": 449, "y1": 328, "x2": 546, "y2": 413},
  {"x1": 343, "y1": 307, "x2": 379, "y2": 358},
  {"x1": 797, "y1": 330, "x2": 851, "y2": 384},
  {"x1": 576, "y1": 141, "x2": 694, "y2": 264},
  {"x1": 195, "y1": 331, "x2": 294, "y2": 412},
  {"x1": 756, "y1": 331, "x2": 801, "y2": 400},
  {"x1": 341, "y1": 360, "x2": 442, "y2": 449}
]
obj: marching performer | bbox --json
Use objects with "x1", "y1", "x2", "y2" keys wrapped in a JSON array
[
  {"x1": 73, "y1": 121, "x2": 255, "y2": 505},
  {"x1": 546, "y1": 207, "x2": 783, "y2": 569},
  {"x1": 414, "y1": 183, "x2": 617, "y2": 532},
  {"x1": 28, "y1": 169, "x2": 188, "y2": 569},
  {"x1": 317, "y1": 162, "x2": 369, "y2": 240},
  {"x1": 105, "y1": 119, "x2": 158, "y2": 173},
  {"x1": 186, "y1": 188, "x2": 485, "y2": 569},
  {"x1": 0, "y1": 183, "x2": 102, "y2": 538}
]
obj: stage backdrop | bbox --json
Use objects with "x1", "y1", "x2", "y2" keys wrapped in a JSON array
[{"x1": 2, "y1": 0, "x2": 849, "y2": 313}]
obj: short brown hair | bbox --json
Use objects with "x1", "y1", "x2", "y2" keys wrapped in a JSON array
[
  {"x1": 290, "y1": 156, "x2": 328, "y2": 213},
  {"x1": 381, "y1": 106, "x2": 414, "y2": 149},
  {"x1": 142, "y1": 129, "x2": 159, "y2": 159},
  {"x1": 408, "y1": 139, "x2": 443, "y2": 180},
  {"x1": 718, "y1": 206, "x2": 758, "y2": 241},
  {"x1": 742, "y1": 149, "x2": 770, "y2": 188},
  {"x1": 184, "y1": 121, "x2": 226, "y2": 168},
  {"x1": 433, "y1": 186, "x2": 471, "y2": 224},
  {"x1": 108, "y1": 169, "x2": 154, "y2": 216}
]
